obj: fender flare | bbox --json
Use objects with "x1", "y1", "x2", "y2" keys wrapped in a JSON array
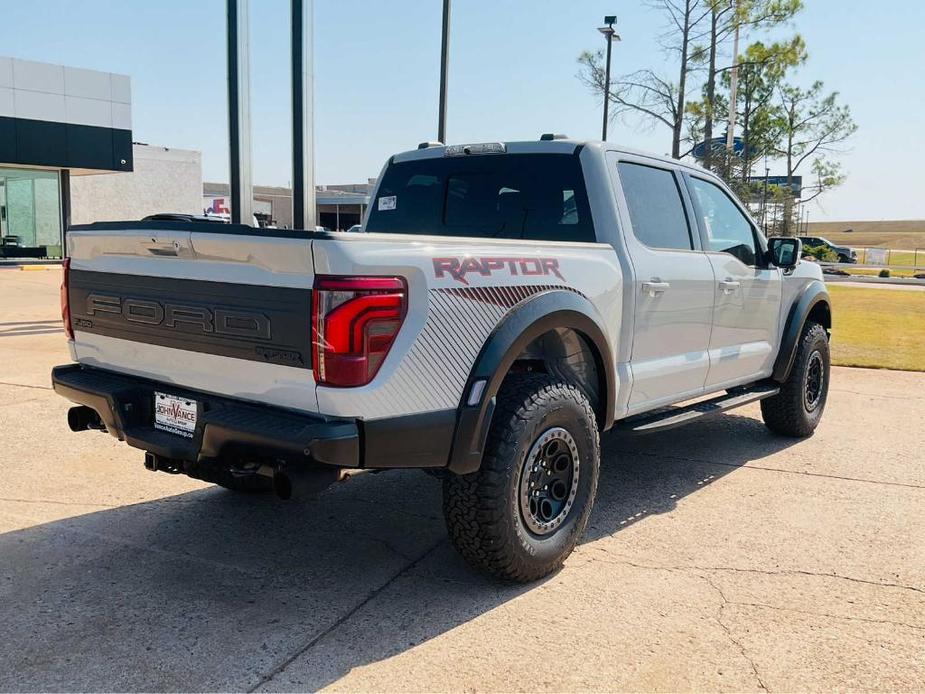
[
  {"x1": 447, "y1": 290, "x2": 616, "y2": 474},
  {"x1": 772, "y1": 279, "x2": 831, "y2": 382}
]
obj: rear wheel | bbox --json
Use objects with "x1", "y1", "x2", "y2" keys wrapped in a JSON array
[
  {"x1": 443, "y1": 375, "x2": 600, "y2": 582},
  {"x1": 761, "y1": 321, "x2": 830, "y2": 437}
]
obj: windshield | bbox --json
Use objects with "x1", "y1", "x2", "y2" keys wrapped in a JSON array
[{"x1": 366, "y1": 153, "x2": 595, "y2": 242}]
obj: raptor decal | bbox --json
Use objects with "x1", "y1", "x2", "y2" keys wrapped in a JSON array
[{"x1": 433, "y1": 256, "x2": 564, "y2": 285}]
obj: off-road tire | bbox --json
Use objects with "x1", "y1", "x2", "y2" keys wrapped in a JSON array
[
  {"x1": 761, "y1": 321, "x2": 830, "y2": 437},
  {"x1": 443, "y1": 375, "x2": 600, "y2": 582}
]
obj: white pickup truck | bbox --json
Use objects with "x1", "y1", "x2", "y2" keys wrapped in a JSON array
[{"x1": 53, "y1": 137, "x2": 831, "y2": 581}]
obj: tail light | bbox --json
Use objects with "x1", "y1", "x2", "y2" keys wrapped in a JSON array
[
  {"x1": 61, "y1": 257, "x2": 73, "y2": 340},
  {"x1": 312, "y1": 276, "x2": 407, "y2": 387}
]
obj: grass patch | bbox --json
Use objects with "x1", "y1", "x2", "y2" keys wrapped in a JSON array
[
  {"x1": 809, "y1": 220, "x2": 925, "y2": 249},
  {"x1": 828, "y1": 285, "x2": 925, "y2": 371}
]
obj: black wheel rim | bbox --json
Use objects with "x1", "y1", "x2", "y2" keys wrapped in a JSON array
[
  {"x1": 804, "y1": 350, "x2": 824, "y2": 411},
  {"x1": 518, "y1": 427, "x2": 580, "y2": 536}
]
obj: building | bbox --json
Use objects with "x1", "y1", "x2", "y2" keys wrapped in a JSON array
[
  {"x1": 203, "y1": 180, "x2": 373, "y2": 230},
  {"x1": 0, "y1": 56, "x2": 133, "y2": 260},
  {"x1": 71, "y1": 143, "x2": 202, "y2": 225},
  {"x1": 2, "y1": 55, "x2": 372, "y2": 260}
]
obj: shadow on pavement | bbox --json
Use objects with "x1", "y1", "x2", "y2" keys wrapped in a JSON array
[{"x1": 0, "y1": 412, "x2": 798, "y2": 692}]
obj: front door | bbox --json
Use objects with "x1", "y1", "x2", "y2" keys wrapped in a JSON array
[
  {"x1": 613, "y1": 158, "x2": 715, "y2": 413},
  {"x1": 686, "y1": 174, "x2": 782, "y2": 389}
]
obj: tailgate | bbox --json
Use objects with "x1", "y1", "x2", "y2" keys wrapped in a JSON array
[{"x1": 66, "y1": 222, "x2": 318, "y2": 413}]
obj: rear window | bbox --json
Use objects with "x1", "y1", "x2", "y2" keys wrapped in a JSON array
[{"x1": 366, "y1": 153, "x2": 595, "y2": 242}]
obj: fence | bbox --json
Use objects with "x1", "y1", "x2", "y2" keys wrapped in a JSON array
[{"x1": 851, "y1": 248, "x2": 925, "y2": 270}]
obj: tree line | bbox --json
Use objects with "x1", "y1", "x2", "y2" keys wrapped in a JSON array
[{"x1": 578, "y1": 0, "x2": 856, "y2": 235}]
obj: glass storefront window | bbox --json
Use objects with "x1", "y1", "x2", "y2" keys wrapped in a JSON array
[{"x1": 0, "y1": 168, "x2": 62, "y2": 259}]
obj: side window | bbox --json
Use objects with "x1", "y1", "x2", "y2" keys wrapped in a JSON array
[
  {"x1": 617, "y1": 162, "x2": 693, "y2": 251},
  {"x1": 688, "y1": 177, "x2": 758, "y2": 266}
]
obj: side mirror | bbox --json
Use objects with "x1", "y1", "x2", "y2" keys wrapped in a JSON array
[{"x1": 767, "y1": 237, "x2": 802, "y2": 269}]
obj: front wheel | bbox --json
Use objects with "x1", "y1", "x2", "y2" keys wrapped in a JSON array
[
  {"x1": 443, "y1": 375, "x2": 600, "y2": 582},
  {"x1": 761, "y1": 321, "x2": 830, "y2": 437}
]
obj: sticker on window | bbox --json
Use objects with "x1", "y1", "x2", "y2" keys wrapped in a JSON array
[{"x1": 378, "y1": 195, "x2": 397, "y2": 211}]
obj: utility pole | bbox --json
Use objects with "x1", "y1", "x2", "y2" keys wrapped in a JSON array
[
  {"x1": 227, "y1": 0, "x2": 254, "y2": 225},
  {"x1": 761, "y1": 161, "x2": 769, "y2": 233},
  {"x1": 291, "y1": 0, "x2": 315, "y2": 230},
  {"x1": 598, "y1": 15, "x2": 619, "y2": 141},
  {"x1": 437, "y1": 0, "x2": 450, "y2": 144},
  {"x1": 725, "y1": 1, "x2": 740, "y2": 159}
]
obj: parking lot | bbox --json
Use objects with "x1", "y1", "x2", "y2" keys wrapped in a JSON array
[{"x1": 1, "y1": 268, "x2": 923, "y2": 692}]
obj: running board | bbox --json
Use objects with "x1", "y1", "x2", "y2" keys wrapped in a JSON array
[{"x1": 616, "y1": 384, "x2": 780, "y2": 434}]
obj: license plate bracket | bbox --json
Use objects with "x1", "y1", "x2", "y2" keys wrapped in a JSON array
[{"x1": 154, "y1": 392, "x2": 198, "y2": 438}]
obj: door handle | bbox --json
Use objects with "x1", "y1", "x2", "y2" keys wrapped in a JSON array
[
  {"x1": 642, "y1": 280, "x2": 670, "y2": 297},
  {"x1": 719, "y1": 279, "x2": 740, "y2": 294},
  {"x1": 142, "y1": 239, "x2": 180, "y2": 256}
]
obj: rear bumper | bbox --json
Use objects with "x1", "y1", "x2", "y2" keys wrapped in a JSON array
[{"x1": 51, "y1": 364, "x2": 359, "y2": 468}]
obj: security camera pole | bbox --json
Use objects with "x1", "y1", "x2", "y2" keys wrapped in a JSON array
[
  {"x1": 437, "y1": 0, "x2": 451, "y2": 144},
  {"x1": 598, "y1": 15, "x2": 620, "y2": 141}
]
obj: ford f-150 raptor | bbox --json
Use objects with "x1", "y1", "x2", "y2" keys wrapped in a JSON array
[{"x1": 53, "y1": 137, "x2": 831, "y2": 581}]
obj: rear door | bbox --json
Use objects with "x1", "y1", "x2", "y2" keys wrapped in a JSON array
[
  {"x1": 67, "y1": 222, "x2": 318, "y2": 412},
  {"x1": 611, "y1": 156, "x2": 715, "y2": 413},
  {"x1": 685, "y1": 174, "x2": 781, "y2": 389}
]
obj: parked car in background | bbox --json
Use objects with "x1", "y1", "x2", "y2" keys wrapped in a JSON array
[
  {"x1": 799, "y1": 236, "x2": 857, "y2": 263},
  {"x1": 347, "y1": 224, "x2": 363, "y2": 233}
]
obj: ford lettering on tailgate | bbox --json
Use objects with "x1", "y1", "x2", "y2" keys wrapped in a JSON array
[
  {"x1": 85, "y1": 294, "x2": 271, "y2": 340},
  {"x1": 67, "y1": 269, "x2": 313, "y2": 368}
]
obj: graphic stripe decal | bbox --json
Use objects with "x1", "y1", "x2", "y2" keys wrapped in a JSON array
[
  {"x1": 436, "y1": 284, "x2": 584, "y2": 308},
  {"x1": 331, "y1": 284, "x2": 584, "y2": 417}
]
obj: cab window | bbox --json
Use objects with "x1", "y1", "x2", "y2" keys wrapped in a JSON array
[
  {"x1": 688, "y1": 177, "x2": 758, "y2": 266},
  {"x1": 617, "y1": 162, "x2": 693, "y2": 250},
  {"x1": 366, "y1": 154, "x2": 595, "y2": 242}
]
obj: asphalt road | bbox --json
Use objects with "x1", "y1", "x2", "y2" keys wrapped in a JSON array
[{"x1": 1, "y1": 268, "x2": 923, "y2": 692}]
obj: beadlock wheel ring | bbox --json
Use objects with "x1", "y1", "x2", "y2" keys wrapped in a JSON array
[
  {"x1": 804, "y1": 350, "x2": 824, "y2": 412},
  {"x1": 518, "y1": 427, "x2": 580, "y2": 536}
]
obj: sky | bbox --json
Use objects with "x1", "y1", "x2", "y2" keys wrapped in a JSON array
[{"x1": 2, "y1": 0, "x2": 923, "y2": 222}]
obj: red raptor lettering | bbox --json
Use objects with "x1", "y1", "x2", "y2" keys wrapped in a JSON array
[{"x1": 433, "y1": 256, "x2": 564, "y2": 285}]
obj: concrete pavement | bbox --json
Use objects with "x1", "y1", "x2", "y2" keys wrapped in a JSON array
[{"x1": 1, "y1": 269, "x2": 923, "y2": 692}]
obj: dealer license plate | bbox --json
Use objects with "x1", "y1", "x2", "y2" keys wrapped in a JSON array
[{"x1": 154, "y1": 392, "x2": 198, "y2": 438}]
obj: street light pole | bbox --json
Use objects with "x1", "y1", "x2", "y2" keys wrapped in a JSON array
[
  {"x1": 227, "y1": 0, "x2": 253, "y2": 225},
  {"x1": 291, "y1": 0, "x2": 315, "y2": 231},
  {"x1": 725, "y1": 0, "x2": 740, "y2": 157},
  {"x1": 437, "y1": 0, "x2": 451, "y2": 144},
  {"x1": 598, "y1": 16, "x2": 619, "y2": 141}
]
